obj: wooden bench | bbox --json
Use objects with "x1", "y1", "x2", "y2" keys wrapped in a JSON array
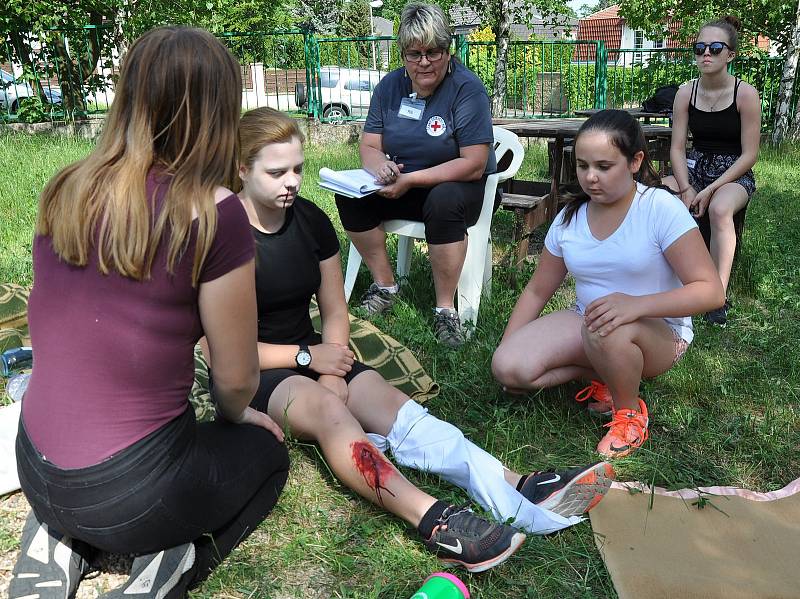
[{"x1": 500, "y1": 180, "x2": 554, "y2": 268}]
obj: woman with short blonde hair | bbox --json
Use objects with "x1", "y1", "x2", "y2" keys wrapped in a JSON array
[{"x1": 336, "y1": 2, "x2": 497, "y2": 348}]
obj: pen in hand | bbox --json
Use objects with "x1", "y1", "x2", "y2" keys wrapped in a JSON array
[{"x1": 379, "y1": 154, "x2": 402, "y2": 184}]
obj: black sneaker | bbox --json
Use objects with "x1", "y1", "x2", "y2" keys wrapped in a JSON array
[
  {"x1": 423, "y1": 505, "x2": 526, "y2": 573},
  {"x1": 520, "y1": 462, "x2": 615, "y2": 518},
  {"x1": 99, "y1": 542, "x2": 195, "y2": 599},
  {"x1": 433, "y1": 308, "x2": 465, "y2": 348},
  {"x1": 358, "y1": 283, "x2": 398, "y2": 317},
  {"x1": 9, "y1": 511, "x2": 93, "y2": 599},
  {"x1": 704, "y1": 299, "x2": 730, "y2": 326}
]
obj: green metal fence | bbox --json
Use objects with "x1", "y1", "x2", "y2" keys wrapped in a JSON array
[
  {"x1": 465, "y1": 39, "x2": 605, "y2": 117},
  {"x1": 215, "y1": 30, "x2": 308, "y2": 115},
  {"x1": 1, "y1": 25, "x2": 796, "y2": 132},
  {"x1": 310, "y1": 34, "x2": 400, "y2": 122}
]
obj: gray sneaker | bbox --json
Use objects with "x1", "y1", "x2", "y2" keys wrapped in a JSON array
[
  {"x1": 423, "y1": 505, "x2": 526, "y2": 573},
  {"x1": 99, "y1": 542, "x2": 195, "y2": 599},
  {"x1": 359, "y1": 283, "x2": 398, "y2": 317},
  {"x1": 9, "y1": 511, "x2": 92, "y2": 599},
  {"x1": 433, "y1": 308, "x2": 465, "y2": 348},
  {"x1": 704, "y1": 298, "x2": 730, "y2": 327}
]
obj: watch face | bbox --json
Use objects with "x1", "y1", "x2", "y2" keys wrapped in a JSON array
[{"x1": 297, "y1": 350, "x2": 312, "y2": 367}]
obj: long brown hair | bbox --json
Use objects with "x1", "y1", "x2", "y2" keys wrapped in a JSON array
[
  {"x1": 237, "y1": 107, "x2": 305, "y2": 193},
  {"x1": 36, "y1": 27, "x2": 242, "y2": 285},
  {"x1": 561, "y1": 109, "x2": 671, "y2": 225}
]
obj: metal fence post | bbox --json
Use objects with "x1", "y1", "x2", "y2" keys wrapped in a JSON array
[
  {"x1": 455, "y1": 33, "x2": 467, "y2": 67},
  {"x1": 594, "y1": 41, "x2": 607, "y2": 110},
  {"x1": 302, "y1": 26, "x2": 321, "y2": 120}
]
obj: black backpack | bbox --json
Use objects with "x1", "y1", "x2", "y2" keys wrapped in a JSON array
[{"x1": 642, "y1": 84, "x2": 679, "y2": 114}]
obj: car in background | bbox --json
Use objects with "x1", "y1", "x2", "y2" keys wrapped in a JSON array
[
  {"x1": 1, "y1": 69, "x2": 62, "y2": 114},
  {"x1": 295, "y1": 66, "x2": 385, "y2": 123}
]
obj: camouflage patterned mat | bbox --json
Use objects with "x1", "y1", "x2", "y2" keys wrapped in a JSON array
[{"x1": 190, "y1": 300, "x2": 439, "y2": 421}]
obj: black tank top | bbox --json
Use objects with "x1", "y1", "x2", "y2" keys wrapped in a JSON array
[{"x1": 688, "y1": 78, "x2": 742, "y2": 155}]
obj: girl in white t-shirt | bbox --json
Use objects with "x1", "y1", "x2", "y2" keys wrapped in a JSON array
[{"x1": 492, "y1": 109, "x2": 725, "y2": 459}]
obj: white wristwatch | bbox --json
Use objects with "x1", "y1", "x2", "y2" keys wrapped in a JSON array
[{"x1": 295, "y1": 344, "x2": 312, "y2": 369}]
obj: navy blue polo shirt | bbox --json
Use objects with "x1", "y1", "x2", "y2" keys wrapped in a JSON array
[{"x1": 364, "y1": 60, "x2": 496, "y2": 175}]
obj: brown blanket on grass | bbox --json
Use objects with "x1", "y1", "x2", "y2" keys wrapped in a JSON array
[{"x1": 589, "y1": 481, "x2": 800, "y2": 599}]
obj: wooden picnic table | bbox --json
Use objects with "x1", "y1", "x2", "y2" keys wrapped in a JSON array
[
  {"x1": 574, "y1": 108, "x2": 671, "y2": 123},
  {"x1": 495, "y1": 117, "x2": 673, "y2": 266}
]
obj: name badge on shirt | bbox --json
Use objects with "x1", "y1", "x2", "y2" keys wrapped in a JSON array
[
  {"x1": 398, "y1": 97, "x2": 425, "y2": 120},
  {"x1": 686, "y1": 158, "x2": 697, "y2": 169}
]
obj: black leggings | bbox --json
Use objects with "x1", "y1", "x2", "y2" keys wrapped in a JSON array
[
  {"x1": 16, "y1": 407, "x2": 289, "y2": 588},
  {"x1": 335, "y1": 178, "x2": 491, "y2": 245}
]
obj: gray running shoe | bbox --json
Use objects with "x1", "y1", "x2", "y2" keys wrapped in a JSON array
[
  {"x1": 520, "y1": 462, "x2": 615, "y2": 517},
  {"x1": 433, "y1": 308, "x2": 465, "y2": 348},
  {"x1": 704, "y1": 299, "x2": 730, "y2": 327},
  {"x1": 99, "y1": 542, "x2": 195, "y2": 599},
  {"x1": 358, "y1": 283, "x2": 398, "y2": 317},
  {"x1": 8, "y1": 511, "x2": 92, "y2": 599},
  {"x1": 423, "y1": 505, "x2": 526, "y2": 573}
]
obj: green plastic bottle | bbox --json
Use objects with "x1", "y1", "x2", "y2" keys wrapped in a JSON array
[{"x1": 409, "y1": 572, "x2": 470, "y2": 599}]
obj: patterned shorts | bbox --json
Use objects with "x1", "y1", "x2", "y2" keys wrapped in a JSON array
[
  {"x1": 686, "y1": 148, "x2": 756, "y2": 199},
  {"x1": 670, "y1": 328, "x2": 690, "y2": 366}
]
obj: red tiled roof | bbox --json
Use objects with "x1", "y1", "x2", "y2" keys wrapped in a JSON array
[
  {"x1": 574, "y1": 17, "x2": 622, "y2": 61},
  {"x1": 584, "y1": 5, "x2": 621, "y2": 20}
]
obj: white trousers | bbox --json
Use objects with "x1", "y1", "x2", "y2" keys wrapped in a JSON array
[{"x1": 367, "y1": 400, "x2": 581, "y2": 534}]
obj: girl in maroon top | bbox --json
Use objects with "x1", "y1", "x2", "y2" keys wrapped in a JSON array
[{"x1": 10, "y1": 28, "x2": 288, "y2": 599}]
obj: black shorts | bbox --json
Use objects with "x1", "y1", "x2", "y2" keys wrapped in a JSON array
[
  {"x1": 250, "y1": 359, "x2": 374, "y2": 412},
  {"x1": 335, "y1": 178, "x2": 494, "y2": 245},
  {"x1": 687, "y1": 148, "x2": 756, "y2": 199}
]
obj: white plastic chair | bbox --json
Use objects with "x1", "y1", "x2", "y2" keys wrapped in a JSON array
[{"x1": 343, "y1": 126, "x2": 525, "y2": 329}]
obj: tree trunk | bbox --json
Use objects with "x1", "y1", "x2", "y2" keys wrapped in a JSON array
[
  {"x1": 48, "y1": 11, "x2": 105, "y2": 122},
  {"x1": 7, "y1": 31, "x2": 48, "y2": 103},
  {"x1": 491, "y1": 0, "x2": 512, "y2": 117},
  {"x1": 772, "y1": 0, "x2": 800, "y2": 144}
]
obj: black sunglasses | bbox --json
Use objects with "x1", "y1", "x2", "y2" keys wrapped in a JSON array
[{"x1": 693, "y1": 41, "x2": 731, "y2": 56}]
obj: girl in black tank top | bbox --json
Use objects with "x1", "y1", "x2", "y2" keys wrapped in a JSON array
[
  {"x1": 688, "y1": 78, "x2": 743, "y2": 155},
  {"x1": 661, "y1": 16, "x2": 761, "y2": 326}
]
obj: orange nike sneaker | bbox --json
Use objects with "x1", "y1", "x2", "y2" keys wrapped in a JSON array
[
  {"x1": 575, "y1": 380, "x2": 614, "y2": 417},
  {"x1": 596, "y1": 399, "x2": 649, "y2": 459}
]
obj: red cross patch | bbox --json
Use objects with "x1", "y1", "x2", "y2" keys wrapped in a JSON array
[{"x1": 426, "y1": 116, "x2": 446, "y2": 137}]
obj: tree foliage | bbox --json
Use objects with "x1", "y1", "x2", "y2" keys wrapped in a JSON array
[
  {"x1": 620, "y1": 0, "x2": 797, "y2": 52},
  {"x1": 1, "y1": 0, "x2": 294, "y2": 121}
]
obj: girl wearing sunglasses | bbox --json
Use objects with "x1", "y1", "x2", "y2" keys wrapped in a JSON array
[{"x1": 663, "y1": 16, "x2": 760, "y2": 326}]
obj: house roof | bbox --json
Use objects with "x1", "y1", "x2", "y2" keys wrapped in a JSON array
[
  {"x1": 575, "y1": 5, "x2": 684, "y2": 60},
  {"x1": 450, "y1": 2, "x2": 577, "y2": 40},
  {"x1": 574, "y1": 17, "x2": 621, "y2": 60},
  {"x1": 584, "y1": 5, "x2": 621, "y2": 20}
]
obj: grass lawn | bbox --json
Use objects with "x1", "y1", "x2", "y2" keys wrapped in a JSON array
[{"x1": 0, "y1": 131, "x2": 798, "y2": 598}]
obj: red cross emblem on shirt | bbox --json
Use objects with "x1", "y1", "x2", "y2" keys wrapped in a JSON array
[{"x1": 426, "y1": 116, "x2": 446, "y2": 137}]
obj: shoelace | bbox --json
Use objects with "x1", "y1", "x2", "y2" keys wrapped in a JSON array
[
  {"x1": 435, "y1": 312, "x2": 462, "y2": 335},
  {"x1": 603, "y1": 409, "x2": 649, "y2": 444},
  {"x1": 438, "y1": 504, "x2": 471, "y2": 525},
  {"x1": 575, "y1": 380, "x2": 609, "y2": 403},
  {"x1": 362, "y1": 286, "x2": 391, "y2": 309}
]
